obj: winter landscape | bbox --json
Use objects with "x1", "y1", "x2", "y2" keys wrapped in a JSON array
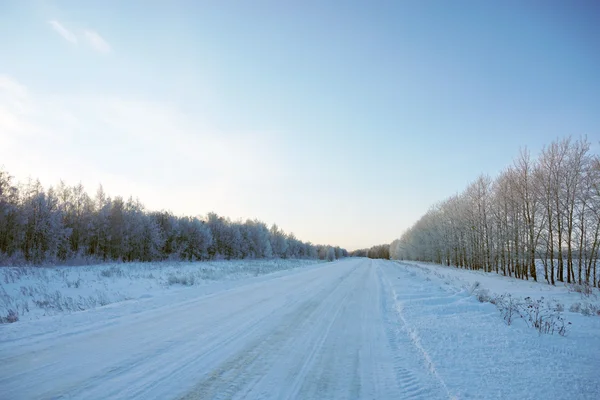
[
  {"x1": 2, "y1": 1, "x2": 600, "y2": 400},
  {"x1": 1, "y1": 258, "x2": 599, "y2": 399}
]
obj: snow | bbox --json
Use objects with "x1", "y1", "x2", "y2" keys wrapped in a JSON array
[
  {"x1": 382, "y1": 260, "x2": 600, "y2": 399},
  {"x1": 0, "y1": 258, "x2": 323, "y2": 322},
  {"x1": 1, "y1": 258, "x2": 599, "y2": 399},
  {"x1": 400, "y1": 260, "x2": 600, "y2": 318}
]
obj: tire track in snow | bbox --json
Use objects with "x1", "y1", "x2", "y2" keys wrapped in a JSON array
[
  {"x1": 377, "y1": 261, "x2": 455, "y2": 400},
  {"x1": 182, "y1": 298, "x2": 322, "y2": 400},
  {"x1": 282, "y1": 283, "x2": 353, "y2": 400},
  {"x1": 40, "y1": 288, "x2": 283, "y2": 399},
  {"x1": 123, "y1": 272, "x2": 333, "y2": 400},
  {"x1": 179, "y1": 262, "x2": 362, "y2": 400},
  {"x1": 286, "y1": 265, "x2": 371, "y2": 399}
]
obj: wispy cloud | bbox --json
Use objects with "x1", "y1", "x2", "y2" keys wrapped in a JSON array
[
  {"x1": 48, "y1": 20, "x2": 77, "y2": 44},
  {"x1": 84, "y1": 30, "x2": 111, "y2": 54},
  {"x1": 47, "y1": 20, "x2": 111, "y2": 54}
]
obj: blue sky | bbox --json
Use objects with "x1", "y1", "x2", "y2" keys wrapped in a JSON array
[{"x1": 1, "y1": 1, "x2": 599, "y2": 250}]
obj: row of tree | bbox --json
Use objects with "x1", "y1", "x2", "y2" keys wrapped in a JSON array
[
  {"x1": 391, "y1": 136, "x2": 600, "y2": 287},
  {"x1": 0, "y1": 169, "x2": 347, "y2": 265},
  {"x1": 350, "y1": 244, "x2": 390, "y2": 259}
]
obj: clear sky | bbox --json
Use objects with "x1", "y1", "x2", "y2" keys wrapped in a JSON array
[{"x1": 1, "y1": 1, "x2": 599, "y2": 250}]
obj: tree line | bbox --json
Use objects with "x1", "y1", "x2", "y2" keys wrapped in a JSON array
[
  {"x1": 391, "y1": 136, "x2": 600, "y2": 287},
  {"x1": 350, "y1": 244, "x2": 390, "y2": 259},
  {"x1": 0, "y1": 169, "x2": 347, "y2": 265}
]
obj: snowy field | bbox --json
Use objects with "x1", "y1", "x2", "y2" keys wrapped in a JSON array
[
  {"x1": 0, "y1": 259, "x2": 324, "y2": 323},
  {"x1": 400, "y1": 260, "x2": 600, "y2": 321},
  {"x1": 1, "y1": 258, "x2": 599, "y2": 399},
  {"x1": 387, "y1": 260, "x2": 600, "y2": 399}
]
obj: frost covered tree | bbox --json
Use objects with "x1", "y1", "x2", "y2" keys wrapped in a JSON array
[
  {"x1": 178, "y1": 217, "x2": 212, "y2": 261},
  {"x1": 243, "y1": 219, "x2": 273, "y2": 258},
  {"x1": 326, "y1": 246, "x2": 336, "y2": 261},
  {"x1": 0, "y1": 169, "x2": 23, "y2": 260},
  {"x1": 365, "y1": 244, "x2": 390, "y2": 259},
  {"x1": 391, "y1": 136, "x2": 599, "y2": 287},
  {"x1": 20, "y1": 180, "x2": 69, "y2": 263},
  {"x1": 0, "y1": 171, "x2": 346, "y2": 265},
  {"x1": 269, "y1": 224, "x2": 288, "y2": 258}
]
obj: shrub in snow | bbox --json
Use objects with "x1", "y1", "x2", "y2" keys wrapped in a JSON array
[
  {"x1": 0, "y1": 309, "x2": 19, "y2": 324},
  {"x1": 476, "y1": 289, "x2": 492, "y2": 303},
  {"x1": 100, "y1": 266, "x2": 125, "y2": 278},
  {"x1": 495, "y1": 294, "x2": 520, "y2": 326},
  {"x1": 521, "y1": 297, "x2": 570, "y2": 336},
  {"x1": 580, "y1": 303, "x2": 599, "y2": 317},
  {"x1": 96, "y1": 291, "x2": 111, "y2": 307},
  {"x1": 168, "y1": 273, "x2": 196, "y2": 286},
  {"x1": 466, "y1": 282, "x2": 493, "y2": 304},
  {"x1": 20, "y1": 286, "x2": 35, "y2": 297},
  {"x1": 66, "y1": 278, "x2": 82, "y2": 289},
  {"x1": 550, "y1": 300, "x2": 565, "y2": 312},
  {"x1": 33, "y1": 291, "x2": 75, "y2": 313},
  {"x1": 494, "y1": 294, "x2": 569, "y2": 335},
  {"x1": 568, "y1": 282, "x2": 594, "y2": 297},
  {"x1": 580, "y1": 305, "x2": 593, "y2": 316},
  {"x1": 556, "y1": 320, "x2": 569, "y2": 336},
  {"x1": 569, "y1": 302, "x2": 600, "y2": 316}
]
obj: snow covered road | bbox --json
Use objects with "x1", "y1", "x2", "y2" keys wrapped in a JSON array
[{"x1": 1, "y1": 258, "x2": 598, "y2": 399}]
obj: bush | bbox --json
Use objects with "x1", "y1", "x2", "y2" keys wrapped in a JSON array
[
  {"x1": 494, "y1": 294, "x2": 569, "y2": 335},
  {"x1": 551, "y1": 300, "x2": 565, "y2": 312},
  {"x1": 66, "y1": 278, "x2": 82, "y2": 288},
  {"x1": 521, "y1": 297, "x2": 570, "y2": 336},
  {"x1": 476, "y1": 289, "x2": 492, "y2": 303},
  {"x1": 168, "y1": 274, "x2": 195, "y2": 286},
  {"x1": 568, "y1": 282, "x2": 594, "y2": 297},
  {"x1": 495, "y1": 294, "x2": 520, "y2": 326},
  {"x1": 100, "y1": 266, "x2": 124, "y2": 278},
  {"x1": 581, "y1": 303, "x2": 599, "y2": 317},
  {"x1": 569, "y1": 302, "x2": 600, "y2": 316},
  {"x1": 581, "y1": 305, "x2": 593, "y2": 316},
  {"x1": 466, "y1": 281, "x2": 492, "y2": 304},
  {"x1": 0, "y1": 309, "x2": 19, "y2": 324}
]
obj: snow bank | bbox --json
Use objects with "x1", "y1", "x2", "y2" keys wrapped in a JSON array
[
  {"x1": 380, "y1": 260, "x2": 600, "y2": 399},
  {"x1": 397, "y1": 260, "x2": 600, "y2": 318}
]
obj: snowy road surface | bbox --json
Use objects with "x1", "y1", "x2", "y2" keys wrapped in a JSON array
[{"x1": 1, "y1": 258, "x2": 598, "y2": 399}]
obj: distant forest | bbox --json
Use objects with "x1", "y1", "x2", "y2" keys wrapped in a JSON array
[
  {"x1": 391, "y1": 136, "x2": 600, "y2": 287},
  {"x1": 0, "y1": 169, "x2": 347, "y2": 265},
  {"x1": 350, "y1": 244, "x2": 390, "y2": 260}
]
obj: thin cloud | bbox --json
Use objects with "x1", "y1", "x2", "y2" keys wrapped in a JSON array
[
  {"x1": 48, "y1": 20, "x2": 77, "y2": 44},
  {"x1": 84, "y1": 30, "x2": 111, "y2": 53}
]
